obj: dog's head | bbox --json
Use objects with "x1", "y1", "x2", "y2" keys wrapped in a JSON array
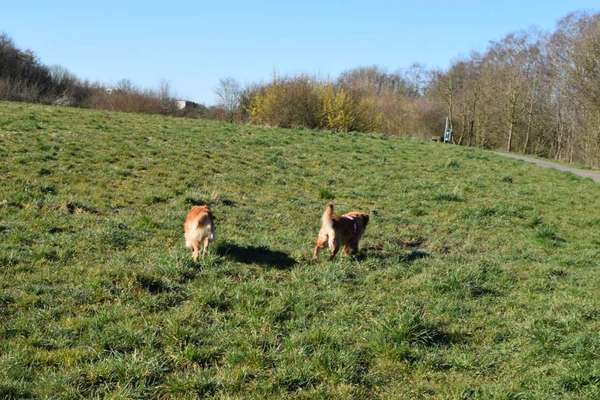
[{"x1": 362, "y1": 214, "x2": 369, "y2": 226}]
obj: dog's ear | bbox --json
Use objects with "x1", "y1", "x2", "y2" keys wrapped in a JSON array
[{"x1": 363, "y1": 214, "x2": 370, "y2": 225}]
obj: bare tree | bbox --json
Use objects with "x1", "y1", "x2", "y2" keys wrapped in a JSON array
[
  {"x1": 215, "y1": 77, "x2": 241, "y2": 122},
  {"x1": 158, "y1": 79, "x2": 175, "y2": 113}
]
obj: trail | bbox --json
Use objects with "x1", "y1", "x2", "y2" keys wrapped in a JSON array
[{"x1": 494, "y1": 151, "x2": 600, "y2": 183}]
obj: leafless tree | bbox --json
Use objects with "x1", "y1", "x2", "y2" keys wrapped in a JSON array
[{"x1": 215, "y1": 77, "x2": 241, "y2": 122}]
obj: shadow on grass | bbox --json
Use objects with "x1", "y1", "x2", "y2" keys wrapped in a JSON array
[
  {"x1": 379, "y1": 309, "x2": 466, "y2": 350},
  {"x1": 361, "y1": 239, "x2": 431, "y2": 263},
  {"x1": 216, "y1": 241, "x2": 296, "y2": 269},
  {"x1": 402, "y1": 249, "x2": 430, "y2": 263},
  {"x1": 184, "y1": 196, "x2": 237, "y2": 207}
]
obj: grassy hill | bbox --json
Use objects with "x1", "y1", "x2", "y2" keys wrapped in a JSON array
[{"x1": 1, "y1": 101, "x2": 599, "y2": 399}]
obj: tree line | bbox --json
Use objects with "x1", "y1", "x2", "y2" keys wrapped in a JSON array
[
  {"x1": 2, "y1": 10, "x2": 599, "y2": 167},
  {"x1": 429, "y1": 11, "x2": 600, "y2": 167},
  {"x1": 0, "y1": 33, "x2": 197, "y2": 116},
  {"x1": 216, "y1": 11, "x2": 600, "y2": 167}
]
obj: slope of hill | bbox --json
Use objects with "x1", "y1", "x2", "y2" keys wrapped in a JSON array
[{"x1": 1, "y1": 101, "x2": 599, "y2": 399}]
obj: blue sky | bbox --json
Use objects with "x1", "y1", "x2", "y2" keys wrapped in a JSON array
[{"x1": 2, "y1": 1, "x2": 598, "y2": 104}]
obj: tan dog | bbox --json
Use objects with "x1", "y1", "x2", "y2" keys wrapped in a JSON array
[
  {"x1": 313, "y1": 203, "x2": 369, "y2": 260},
  {"x1": 184, "y1": 205, "x2": 216, "y2": 261}
]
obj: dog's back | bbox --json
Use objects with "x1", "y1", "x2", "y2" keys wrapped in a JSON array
[
  {"x1": 334, "y1": 211, "x2": 369, "y2": 243},
  {"x1": 184, "y1": 205, "x2": 215, "y2": 249}
]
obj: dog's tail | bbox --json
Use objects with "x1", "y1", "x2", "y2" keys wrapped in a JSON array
[{"x1": 322, "y1": 203, "x2": 334, "y2": 228}]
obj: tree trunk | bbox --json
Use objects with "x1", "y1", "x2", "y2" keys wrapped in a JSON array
[
  {"x1": 506, "y1": 83, "x2": 518, "y2": 153},
  {"x1": 507, "y1": 120, "x2": 514, "y2": 152},
  {"x1": 468, "y1": 119, "x2": 474, "y2": 146},
  {"x1": 555, "y1": 101, "x2": 564, "y2": 160},
  {"x1": 458, "y1": 112, "x2": 467, "y2": 145},
  {"x1": 523, "y1": 80, "x2": 536, "y2": 154}
]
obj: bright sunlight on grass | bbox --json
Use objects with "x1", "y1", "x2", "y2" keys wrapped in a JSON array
[{"x1": 1, "y1": 101, "x2": 599, "y2": 399}]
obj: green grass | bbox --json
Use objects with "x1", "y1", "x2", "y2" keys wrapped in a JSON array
[{"x1": 1, "y1": 101, "x2": 599, "y2": 399}]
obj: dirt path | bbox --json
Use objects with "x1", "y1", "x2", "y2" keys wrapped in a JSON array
[{"x1": 494, "y1": 151, "x2": 600, "y2": 183}]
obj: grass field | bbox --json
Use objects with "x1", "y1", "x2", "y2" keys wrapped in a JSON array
[{"x1": 1, "y1": 101, "x2": 600, "y2": 399}]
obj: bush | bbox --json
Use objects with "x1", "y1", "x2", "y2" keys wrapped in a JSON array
[
  {"x1": 0, "y1": 78, "x2": 41, "y2": 102},
  {"x1": 355, "y1": 95, "x2": 383, "y2": 132},
  {"x1": 320, "y1": 85, "x2": 382, "y2": 132},
  {"x1": 248, "y1": 77, "x2": 382, "y2": 133},
  {"x1": 249, "y1": 76, "x2": 322, "y2": 129},
  {"x1": 320, "y1": 85, "x2": 359, "y2": 132}
]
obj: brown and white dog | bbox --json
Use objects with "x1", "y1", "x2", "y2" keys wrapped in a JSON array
[
  {"x1": 313, "y1": 203, "x2": 369, "y2": 260},
  {"x1": 184, "y1": 205, "x2": 216, "y2": 261}
]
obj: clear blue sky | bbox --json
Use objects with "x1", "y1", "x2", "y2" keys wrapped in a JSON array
[{"x1": 2, "y1": 1, "x2": 598, "y2": 104}]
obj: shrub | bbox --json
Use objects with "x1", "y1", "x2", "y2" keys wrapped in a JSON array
[
  {"x1": 250, "y1": 76, "x2": 321, "y2": 128},
  {"x1": 319, "y1": 85, "x2": 381, "y2": 132},
  {"x1": 356, "y1": 96, "x2": 383, "y2": 132},
  {"x1": 320, "y1": 85, "x2": 359, "y2": 132},
  {"x1": 248, "y1": 77, "x2": 383, "y2": 133}
]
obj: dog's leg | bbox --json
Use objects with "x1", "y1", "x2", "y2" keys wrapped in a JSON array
[
  {"x1": 202, "y1": 236, "x2": 210, "y2": 257},
  {"x1": 328, "y1": 236, "x2": 339, "y2": 260},
  {"x1": 343, "y1": 244, "x2": 352, "y2": 256},
  {"x1": 349, "y1": 237, "x2": 360, "y2": 254},
  {"x1": 313, "y1": 233, "x2": 328, "y2": 259},
  {"x1": 192, "y1": 242, "x2": 200, "y2": 262},
  {"x1": 313, "y1": 244, "x2": 321, "y2": 259},
  {"x1": 329, "y1": 245, "x2": 339, "y2": 260}
]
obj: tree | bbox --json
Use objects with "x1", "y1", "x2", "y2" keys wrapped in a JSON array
[
  {"x1": 215, "y1": 77, "x2": 241, "y2": 122},
  {"x1": 158, "y1": 79, "x2": 175, "y2": 113}
]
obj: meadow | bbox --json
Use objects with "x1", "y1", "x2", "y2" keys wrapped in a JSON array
[{"x1": 1, "y1": 101, "x2": 599, "y2": 399}]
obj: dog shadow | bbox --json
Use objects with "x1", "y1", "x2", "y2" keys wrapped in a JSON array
[
  {"x1": 359, "y1": 240, "x2": 430, "y2": 263},
  {"x1": 215, "y1": 242, "x2": 296, "y2": 269}
]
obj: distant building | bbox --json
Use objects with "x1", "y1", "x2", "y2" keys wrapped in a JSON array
[{"x1": 175, "y1": 100, "x2": 200, "y2": 110}]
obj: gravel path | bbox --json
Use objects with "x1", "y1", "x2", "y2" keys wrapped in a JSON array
[{"x1": 494, "y1": 151, "x2": 600, "y2": 183}]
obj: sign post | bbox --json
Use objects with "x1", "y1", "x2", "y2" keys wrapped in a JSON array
[{"x1": 443, "y1": 117, "x2": 453, "y2": 143}]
